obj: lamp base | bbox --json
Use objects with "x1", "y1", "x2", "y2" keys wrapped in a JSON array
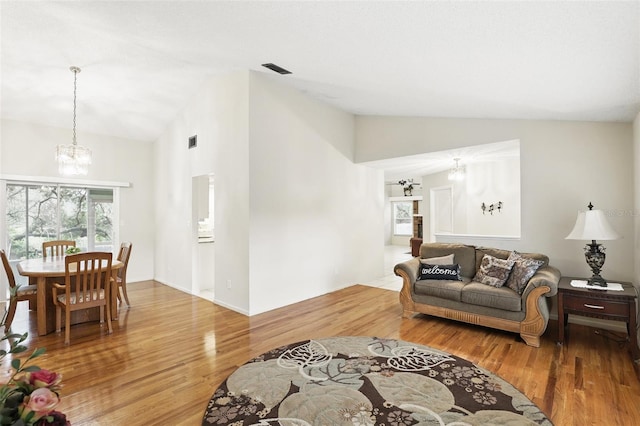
[
  {"x1": 587, "y1": 274, "x2": 608, "y2": 287},
  {"x1": 584, "y1": 241, "x2": 607, "y2": 287}
]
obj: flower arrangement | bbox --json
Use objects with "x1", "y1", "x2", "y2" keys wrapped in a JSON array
[
  {"x1": 64, "y1": 248, "x2": 80, "y2": 255},
  {"x1": 0, "y1": 294, "x2": 69, "y2": 425}
]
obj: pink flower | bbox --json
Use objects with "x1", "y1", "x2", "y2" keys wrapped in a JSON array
[
  {"x1": 20, "y1": 387, "x2": 60, "y2": 422},
  {"x1": 26, "y1": 369, "x2": 62, "y2": 391}
]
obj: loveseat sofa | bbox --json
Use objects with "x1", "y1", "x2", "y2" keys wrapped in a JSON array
[{"x1": 394, "y1": 242, "x2": 561, "y2": 347}]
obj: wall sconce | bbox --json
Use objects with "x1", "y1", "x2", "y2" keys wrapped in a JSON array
[{"x1": 481, "y1": 201, "x2": 503, "y2": 215}]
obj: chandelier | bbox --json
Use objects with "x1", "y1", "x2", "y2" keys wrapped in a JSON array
[
  {"x1": 56, "y1": 66, "x2": 92, "y2": 175},
  {"x1": 447, "y1": 158, "x2": 465, "y2": 181}
]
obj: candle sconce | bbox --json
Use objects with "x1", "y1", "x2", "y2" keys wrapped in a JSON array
[{"x1": 481, "y1": 201, "x2": 503, "y2": 215}]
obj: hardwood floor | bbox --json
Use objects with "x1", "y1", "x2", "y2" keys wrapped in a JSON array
[{"x1": 3, "y1": 281, "x2": 639, "y2": 425}]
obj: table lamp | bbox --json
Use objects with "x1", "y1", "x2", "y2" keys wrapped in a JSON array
[{"x1": 565, "y1": 202, "x2": 620, "y2": 287}]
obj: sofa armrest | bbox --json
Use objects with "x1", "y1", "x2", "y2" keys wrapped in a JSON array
[
  {"x1": 521, "y1": 265, "x2": 561, "y2": 299},
  {"x1": 394, "y1": 257, "x2": 421, "y2": 318},
  {"x1": 394, "y1": 257, "x2": 421, "y2": 284}
]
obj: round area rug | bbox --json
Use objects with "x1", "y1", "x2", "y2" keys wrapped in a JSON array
[{"x1": 202, "y1": 336, "x2": 552, "y2": 425}]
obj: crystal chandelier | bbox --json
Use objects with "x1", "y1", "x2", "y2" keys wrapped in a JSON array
[
  {"x1": 56, "y1": 66, "x2": 91, "y2": 175},
  {"x1": 447, "y1": 158, "x2": 465, "y2": 181}
]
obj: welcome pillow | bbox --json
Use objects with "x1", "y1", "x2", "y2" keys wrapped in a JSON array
[
  {"x1": 473, "y1": 254, "x2": 515, "y2": 288},
  {"x1": 419, "y1": 263, "x2": 462, "y2": 281}
]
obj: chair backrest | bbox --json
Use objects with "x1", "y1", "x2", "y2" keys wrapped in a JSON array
[
  {"x1": 64, "y1": 252, "x2": 112, "y2": 306},
  {"x1": 43, "y1": 240, "x2": 76, "y2": 258},
  {"x1": 117, "y1": 242, "x2": 132, "y2": 279},
  {"x1": 0, "y1": 249, "x2": 16, "y2": 289}
]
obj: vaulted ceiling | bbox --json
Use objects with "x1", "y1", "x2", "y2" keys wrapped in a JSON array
[{"x1": 2, "y1": 1, "x2": 639, "y2": 149}]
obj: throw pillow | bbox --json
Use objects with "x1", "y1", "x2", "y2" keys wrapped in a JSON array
[
  {"x1": 505, "y1": 251, "x2": 544, "y2": 295},
  {"x1": 418, "y1": 263, "x2": 462, "y2": 281},
  {"x1": 420, "y1": 254, "x2": 455, "y2": 265},
  {"x1": 473, "y1": 254, "x2": 515, "y2": 288}
]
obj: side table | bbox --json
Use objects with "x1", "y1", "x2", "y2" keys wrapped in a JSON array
[{"x1": 558, "y1": 276, "x2": 639, "y2": 365}]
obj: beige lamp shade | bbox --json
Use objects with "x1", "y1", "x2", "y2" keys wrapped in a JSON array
[{"x1": 565, "y1": 209, "x2": 620, "y2": 241}]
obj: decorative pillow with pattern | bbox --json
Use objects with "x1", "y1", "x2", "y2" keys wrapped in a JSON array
[
  {"x1": 418, "y1": 263, "x2": 462, "y2": 281},
  {"x1": 505, "y1": 251, "x2": 544, "y2": 295},
  {"x1": 420, "y1": 254, "x2": 455, "y2": 265},
  {"x1": 473, "y1": 254, "x2": 515, "y2": 288}
]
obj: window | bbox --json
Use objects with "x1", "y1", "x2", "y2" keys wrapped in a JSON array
[
  {"x1": 393, "y1": 201, "x2": 413, "y2": 236},
  {"x1": 5, "y1": 183, "x2": 114, "y2": 260}
]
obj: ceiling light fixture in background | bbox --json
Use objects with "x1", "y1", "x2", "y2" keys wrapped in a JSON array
[
  {"x1": 448, "y1": 158, "x2": 465, "y2": 181},
  {"x1": 56, "y1": 66, "x2": 92, "y2": 176}
]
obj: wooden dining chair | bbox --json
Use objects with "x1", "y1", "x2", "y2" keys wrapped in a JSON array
[
  {"x1": 116, "y1": 242, "x2": 133, "y2": 307},
  {"x1": 42, "y1": 240, "x2": 76, "y2": 258},
  {"x1": 1, "y1": 249, "x2": 38, "y2": 332},
  {"x1": 52, "y1": 252, "x2": 113, "y2": 344}
]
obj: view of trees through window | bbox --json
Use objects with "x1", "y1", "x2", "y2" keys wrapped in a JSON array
[
  {"x1": 5, "y1": 184, "x2": 114, "y2": 260},
  {"x1": 393, "y1": 201, "x2": 413, "y2": 236}
]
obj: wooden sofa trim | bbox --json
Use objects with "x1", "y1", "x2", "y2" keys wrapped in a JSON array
[{"x1": 396, "y1": 268, "x2": 551, "y2": 347}]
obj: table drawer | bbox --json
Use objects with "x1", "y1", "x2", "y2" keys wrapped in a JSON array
[{"x1": 563, "y1": 294, "x2": 630, "y2": 317}]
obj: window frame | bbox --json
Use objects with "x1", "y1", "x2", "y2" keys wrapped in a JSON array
[
  {"x1": 0, "y1": 175, "x2": 127, "y2": 300},
  {"x1": 392, "y1": 200, "x2": 413, "y2": 236}
]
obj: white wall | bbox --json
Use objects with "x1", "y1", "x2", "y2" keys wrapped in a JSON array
[
  {"x1": 383, "y1": 185, "x2": 392, "y2": 245},
  {"x1": 464, "y1": 159, "x2": 520, "y2": 236},
  {"x1": 153, "y1": 71, "x2": 250, "y2": 313},
  {"x1": 153, "y1": 71, "x2": 385, "y2": 316},
  {"x1": 633, "y1": 111, "x2": 640, "y2": 346},
  {"x1": 356, "y1": 117, "x2": 634, "y2": 283},
  {"x1": 247, "y1": 73, "x2": 384, "y2": 315},
  {"x1": 0, "y1": 119, "x2": 155, "y2": 282},
  {"x1": 419, "y1": 158, "x2": 520, "y2": 239},
  {"x1": 634, "y1": 111, "x2": 640, "y2": 286}
]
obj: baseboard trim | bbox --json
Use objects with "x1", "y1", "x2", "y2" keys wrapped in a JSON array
[
  {"x1": 154, "y1": 278, "x2": 250, "y2": 316},
  {"x1": 212, "y1": 298, "x2": 249, "y2": 316}
]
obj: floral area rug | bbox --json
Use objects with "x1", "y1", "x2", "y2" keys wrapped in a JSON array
[{"x1": 202, "y1": 336, "x2": 552, "y2": 426}]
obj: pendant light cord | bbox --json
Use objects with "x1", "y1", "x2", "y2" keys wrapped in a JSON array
[{"x1": 70, "y1": 66, "x2": 81, "y2": 147}]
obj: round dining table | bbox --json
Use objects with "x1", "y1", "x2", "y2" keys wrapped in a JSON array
[{"x1": 17, "y1": 256, "x2": 123, "y2": 336}]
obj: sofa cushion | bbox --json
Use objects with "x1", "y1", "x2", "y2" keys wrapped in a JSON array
[
  {"x1": 420, "y1": 243, "x2": 476, "y2": 278},
  {"x1": 461, "y1": 282, "x2": 522, "y2": 312},
  {"x1": 420, "y1": 254, "x2": 454, "y2": 265},
  {"x1": 414, "y1": 277, "x2": 470, "y2": 302},
  {"x1": 418, "y1": 263, "x2": 462, "y2": 281},
  {"x1": 505, "y1": 251, "x2": 545, "y2": 295},
  {"x1": 473, "y1": 254, "x2": 515, "y2": 288}
]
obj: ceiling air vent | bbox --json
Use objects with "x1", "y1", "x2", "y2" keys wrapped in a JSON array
[
  {"x1": 188, "y1": 135, "x2": 197, "y2": 149},
  {"x1": 261, "y1": 63, "x2": 292, "y2": 75}
]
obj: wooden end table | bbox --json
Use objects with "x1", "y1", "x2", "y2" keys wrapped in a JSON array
[{"x1": 558, "y1": 276, "x2": 639, "y2": 365}]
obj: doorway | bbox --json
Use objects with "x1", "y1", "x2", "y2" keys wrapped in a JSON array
[
  {"x1": 192, "y1": 174, "x2": 215, "y2": 301},
  {"x1": 430, "y1": 186, "x2": 453, "y2": 242}
]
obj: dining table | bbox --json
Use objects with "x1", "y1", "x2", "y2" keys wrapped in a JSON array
[{"x1": 17, "y1": 255, "x2": 123, "y2": 336}]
